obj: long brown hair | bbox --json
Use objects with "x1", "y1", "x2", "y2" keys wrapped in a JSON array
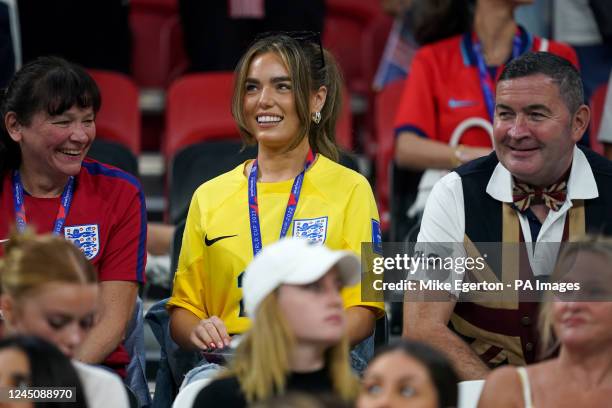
[{"x1": 231, "y1": 33, "x2": 343, "y2": 162}]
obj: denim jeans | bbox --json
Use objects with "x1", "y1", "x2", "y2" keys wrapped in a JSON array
[{"x1": 125, "y1": 296, "x2": 152, "y2": 407}]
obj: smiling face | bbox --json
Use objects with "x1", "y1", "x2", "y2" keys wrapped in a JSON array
[
  {"x1": 358, "y1": 350, "x2": 439, "y2": 408},
  {"x1": 493, "y1": 74, "x2": 588, "y2": 186},
  {"x1": 6, "y1": 105, "x2": 95, "y2": 183},
  {"x1": 243, "y1": 52, "x2": 301, "y2": 149},
  {"x1": 552, "y1": 251, "x2": 612, "y2": 351},
  {"x1": 3, "y1": 282, "x2": 98, "y2": 358},
  {"x1": 277, "y1": 267, "x2": 345, "y2": 346}
]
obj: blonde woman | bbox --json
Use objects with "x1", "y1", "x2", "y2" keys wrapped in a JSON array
[
  {"x1": 0, "y1": 230, "x2": 130, "y2": 408},
  {"x1": 193, "y1": 238, "x2": 360, "y2": 407},
  {"x1": 478, "y1": 236, "x2": 612, "y2": 407}
]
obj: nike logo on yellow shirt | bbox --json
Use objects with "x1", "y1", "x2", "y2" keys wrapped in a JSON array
[{"x1": 204, "y1": 234, "x2": 238, "y2": 246}]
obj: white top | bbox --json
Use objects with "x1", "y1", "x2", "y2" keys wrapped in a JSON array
[
  {"x1": 516, "y1": 367, "x2": 535, "y2": 408},
  {"x1": 416, "y1": 147, "x2": 598, "y2": 289},
  {"x1": 73, "y1": 361, "x2": 130, "y2": 408}
]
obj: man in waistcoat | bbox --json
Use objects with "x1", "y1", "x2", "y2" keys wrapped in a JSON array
[{"x1": 402, "y1": 51, "x2": 612, "y2": 380}]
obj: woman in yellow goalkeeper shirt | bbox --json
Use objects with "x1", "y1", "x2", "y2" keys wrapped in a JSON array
[{"x1": 167, "y1": 31, "x2": 384, "y2": 381}]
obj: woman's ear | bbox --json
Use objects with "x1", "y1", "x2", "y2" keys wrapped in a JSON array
[
  {"x1": 310, "y1": 86, "x2": 328, "y2": 115},
  {"x1": 4, "y1": 112, "x2": 23, "y2": 143}
]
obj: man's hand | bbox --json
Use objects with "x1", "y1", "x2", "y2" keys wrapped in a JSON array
[{"x1": 190, "y1": 316, "x2": 231, "y2": 350}]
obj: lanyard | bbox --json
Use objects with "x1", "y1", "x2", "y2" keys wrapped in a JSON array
[
  {"x1": 12, "y1": 170, "x2": 75, "y2": 235},
  {"x1": 472, "y1": 29, "x2": 523, "y2": 121},
  {"x1": 248, "y1": 149, "x2": 315, "y2": 256}
]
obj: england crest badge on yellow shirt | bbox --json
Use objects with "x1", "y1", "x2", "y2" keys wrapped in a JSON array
[
  {"x1": 64, "y1": 224, "x2": 100, "y2": 260},
  {"x1": 293, "y1": 217, "x2": 328, "y2": 244}
]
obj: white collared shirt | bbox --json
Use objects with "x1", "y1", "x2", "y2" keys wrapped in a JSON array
[{"x1": 417, "y1": 146, "x2": 598, "y2": 277}]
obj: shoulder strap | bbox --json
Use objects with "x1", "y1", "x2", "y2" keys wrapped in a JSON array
[{"x1": 516, "y1": 366, "x2": 535, "y2": 408}]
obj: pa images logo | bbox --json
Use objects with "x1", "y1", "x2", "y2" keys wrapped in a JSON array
[
  {"x1": 64, "y1": 224, "x2": 100, "y2": 260},
  {"x1": 293, "y1": 217, "x2": 328, "y2": 244}
]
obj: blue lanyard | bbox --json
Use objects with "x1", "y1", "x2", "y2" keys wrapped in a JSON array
[
  {"x1": 12, "y1": 170, "x2": 75, "y2": 235},
  {"x1": 472, "y1": 30, "x2": 523, "y2": 121},
  {"x1": 248, "y1": 149, "x2": 315, "y2": 256}
]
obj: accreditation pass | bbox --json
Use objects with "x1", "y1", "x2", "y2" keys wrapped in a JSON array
[{"x1": 0, "y1": 387, "x2": 76, "y2": 402}]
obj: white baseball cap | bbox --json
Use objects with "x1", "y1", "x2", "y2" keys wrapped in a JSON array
[{"x1": 243, "y1": 237, "x2": 361, "y2": 317}]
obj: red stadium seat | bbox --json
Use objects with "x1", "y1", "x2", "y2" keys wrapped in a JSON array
[
  {"x1": 374, "y1": 80, "x2": 405, "y2": 231},
  {"x1": 164, "y1": 72, "x2": 239, "y2": 160},
  {"x1": 590, "y1": 82, "x2": 608, "y2": 156},
  {"x1": 88, "y1": 69, "x2": 141, "y2": 155},
  {"x1": 130, "y1": 0, "x2": 188, "y2": 88}
]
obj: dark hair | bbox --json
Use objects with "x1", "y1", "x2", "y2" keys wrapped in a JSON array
[
  {"x1": 232, "y1": 32, "x2": 343, "y2": 162},
  {"x1": 0, "y1": 56, "x2": 101, "y2": 176},
  {"x1": 498, "y1": 51, "x2": 584, "y2": 114},
  {"x1": 0, "y1": 335, "x2": 88, "y2": 408},
  {"x1": 412, "y1": 0, "x2": 473, "y2": 45},
  {"x1": 371, "y1": 340, "x2": 459, "y2": 408}
]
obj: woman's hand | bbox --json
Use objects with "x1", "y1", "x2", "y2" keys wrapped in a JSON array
[{"x1": 189, "y1": 316, "x2": 232, "y2": 350}]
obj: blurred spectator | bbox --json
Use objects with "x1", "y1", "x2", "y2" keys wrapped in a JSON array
[
  {"x1": 193, "y1": 238, "x2": 360, "y2": 407},
  {"x1": 478, "y1": 236, "x2": 612, "y2": 407},
  {"x1": 0, "y1": 56, "x2": 146, "y2": 378},
  {"x1": 357, "y1": 340, "x2": 459, "y2": 408},
  {"x1": 553, "y1": 0, "x2": 612, "y2": 102},
  {"x1": 17, "y1": 0, "x2": 130, "y2": 73},
  {"x1": 0, "y1": 230, "x2": 130, "y2": 408},
  {"x1": 0, "y1": 335, "x2": 88, "y2": 408},
  {"x1": 179, "y1": 0, "x2": 325, "y2": 72}
]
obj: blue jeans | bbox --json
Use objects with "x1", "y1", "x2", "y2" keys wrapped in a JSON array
[{"x1": 125, "y1": 296, "x2": 152, "y2": 408}]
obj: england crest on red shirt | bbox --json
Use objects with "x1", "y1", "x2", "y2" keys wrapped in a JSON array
[{"x1": 64, "y1": 224, "x2": 100, "y2": 260}]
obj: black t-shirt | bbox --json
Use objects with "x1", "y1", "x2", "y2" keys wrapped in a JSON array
[{"x1": 193, "y1": 368, "x2": 333, "y2": 408}]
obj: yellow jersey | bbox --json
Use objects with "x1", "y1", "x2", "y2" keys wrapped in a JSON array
[{"x1": 167, "y1": 155, "x2": 384, "y2": 334}]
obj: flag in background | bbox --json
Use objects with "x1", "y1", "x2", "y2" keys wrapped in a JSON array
[{"x1": 373, "y1": 12, "x2": 418, "y2": 91}]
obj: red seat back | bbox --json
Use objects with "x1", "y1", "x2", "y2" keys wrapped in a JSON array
[
  {"x1": 88, "y1": 69, "x2": 141, "y2": 155},
  {"x1": 164, "y1": 72, "x2": 239, "y2": 160},
  {"x1": 130, "y1": 0, "x2": 188, "y2": 88},
  {"x1": 590, "y1": 82, "x2": 608, "y2": 155}
]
